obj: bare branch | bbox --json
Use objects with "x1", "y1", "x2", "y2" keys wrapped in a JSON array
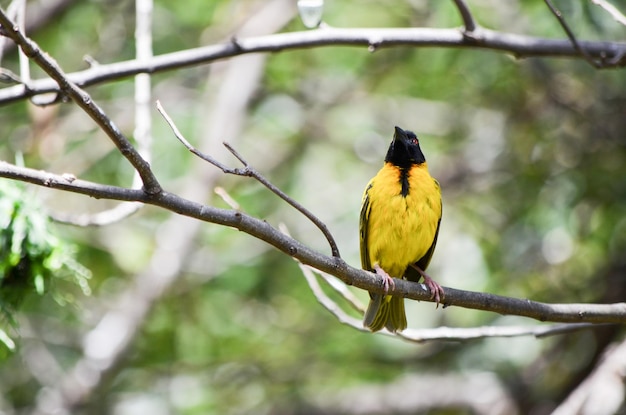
[
  {"x1": 0, "y1": 7, "x2": 161, "y2": 194},
  {"x1": 298, "y1": 262, "x2": 612, "y2": 342},
  {"x1": 317, "y1": 268, "x2": 365, "y2": 314},
  {"x1": 222, "y1": 142, "x2": 341, "y2": 258},
  {"x1": 2, "y1": 160, "x2": 625, "y2": 325},
  {"x1": 157, "y1": 100, "x2": 341, "y2": 257},
  {"x1": 298, "y1": 259, "x2": 364, "y2": 328},
  {"x1": 544, "y1": 0, "x2": 604, "y2": 68},
  {"x1": 452, "y1": 0, "x2": 477, "y2": 33},
  {"x1": 0, "y1": 67, "x2": 21, "y2": 84},
  {"x1": 0, "y1": 161, "x2": 144, "y2": 201},
  {"x1": 279, "y1": 222, "x2": 366, "y2": 311},
  {"x1": 1, "y1": 25, "x2": 625, "y2": 105},
  {"x1": 49, "y1": 203, "x2": 142, "y2": 226},
  {"x1": 591, "y1": 0, "x2": 626, "y2": 27},
  {"x1": 156, "y1": 100, "x2": 232, "y2": 171}
]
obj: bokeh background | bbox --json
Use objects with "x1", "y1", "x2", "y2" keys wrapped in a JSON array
[{"x1": 1, "y1": 0, "x2": 626, "y2": 413}]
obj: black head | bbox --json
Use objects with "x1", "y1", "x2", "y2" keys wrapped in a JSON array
[{"x1": 384, "y1": 126, "x2": 426, "y2": 168}]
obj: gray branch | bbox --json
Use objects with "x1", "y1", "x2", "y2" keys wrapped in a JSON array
[
  {"x1": 0, "y1": 26, "x2": 625, "y2": 105},
  {"x1": 2, "y1": 160, "x2": 625, "y2": 325}
]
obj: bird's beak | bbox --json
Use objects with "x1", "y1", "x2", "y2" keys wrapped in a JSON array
[{"x1": 394, "y1": 126, "x2": 407, "y2": 141}]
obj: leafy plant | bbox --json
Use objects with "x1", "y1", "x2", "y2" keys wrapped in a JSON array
[{"x1": 0, "y1": 180, "x2": 91, "y2": 356}]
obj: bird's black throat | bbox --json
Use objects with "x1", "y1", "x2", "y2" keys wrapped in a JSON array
[
  {"x1": 399, "y1": 168, "x2": 410, "y2": 197},
  {"x1": 384, "y1": 126, "x2": 426, "y2": 197}
]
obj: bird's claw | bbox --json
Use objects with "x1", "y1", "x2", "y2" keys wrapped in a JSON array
[
  {"x1": 411, "y1": 264, "x2": 444, "y2": 308},
  {"x1": 423, "y1": 275, "x2": 444, "y2": 308},
  {"x1": 374, "y1": 264, "x2": 395, "y2": 294}
]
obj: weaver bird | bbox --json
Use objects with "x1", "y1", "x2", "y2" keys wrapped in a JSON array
[{"x1": 360, "y1": 126, "x2": 444, "y2": 332}]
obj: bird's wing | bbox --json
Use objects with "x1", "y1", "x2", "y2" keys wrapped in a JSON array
[
  {"x1": 415, "y1": 216, "x2": 441, "y2": 272},
  {"x1": 359, "y1": 181, "x2": 374, "y2": 271}
]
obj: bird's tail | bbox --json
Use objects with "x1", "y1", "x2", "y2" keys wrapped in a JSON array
[{"x1": 363, "y1": 294, "x2": 407, "y2": 332}]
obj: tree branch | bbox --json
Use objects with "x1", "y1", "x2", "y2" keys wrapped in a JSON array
[
  {"x1": 451, "y1": 0, "x2": 477, "y2": 33},
  {"x1": 1, "y1": 160, "x2": 625, "y2": 325},
  {"x1": 0, "y1": 25, "x2": 625, "y2": 105},
  {"x1": 297, "y1": 260, "x2": 608, "y2": 342},
  {"x1": 157, "y1": 100, "x2": 341, "y2": 257},
  {"x1": 0, "y1": 7, "x2": 161, "y2": 194},
  {"x1": 544, "y1": 0, "x2": 604, "y2": 68}
]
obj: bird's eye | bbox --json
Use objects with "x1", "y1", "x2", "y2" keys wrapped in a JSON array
[{"x1": 411, "y1": 138, "x2": 419, "y2": 145}]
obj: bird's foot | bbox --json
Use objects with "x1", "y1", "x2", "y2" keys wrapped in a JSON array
[
  {"x1": 374, "y1": 264, "x2": 394, "y2": 294},
  {"x1": 411, "y1": 265, "x2": 444, "y2": 307}
]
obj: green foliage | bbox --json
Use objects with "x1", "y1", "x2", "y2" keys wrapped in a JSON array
[{"x1": 0, "y1": 180, "x2": 91, "y2": 356}]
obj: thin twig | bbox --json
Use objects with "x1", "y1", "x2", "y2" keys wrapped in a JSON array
[
  {"x1": 0, "y1": 7, "x2": 162, "y2": 195},
  {"x1": 0, "y1": 67, "x2": 21, "y2": 84},
  {"x1": 591, "y1": 0, "x2": 626, "y2": 27},
  {"x1": 157, "y1": 100, "x2": 341, "y2": 258},
  {"x1": 298, "y1": 257, "x2": 364, "y2": 328},
  {"x1": 316, "y1": 267, "x2": 365, "y2": 314},
  {"x1": 222, "y1": 142, "x2": 341, "y2": 258},
  {"x1": 280, "y1": 223, "x2": 362, "y2": 313},
  {"x1": 214, "y1": 186, "x2": 241, "y2": 210},
  {"x1": 155, "y1": 100, "x2": 231, "y2": 171},
  {"x1": 544, "y1": 0, "x2": 604, "y2": 68},
  {"x1": 452, "y1": 0, "x2": 476, "y2": 33},
  {"x1": 49, "y1": 204, "x2": 143, "y2": 226}
]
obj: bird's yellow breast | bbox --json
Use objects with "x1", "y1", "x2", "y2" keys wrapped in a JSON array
[{"x1": 361, "y1": 162, "x2": 441, "y2": 278}]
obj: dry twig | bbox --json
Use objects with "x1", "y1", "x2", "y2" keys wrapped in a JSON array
[
  {"x1": 544, "y1": 0, "x2": 607, "y2": 68},
  {"x1": 157, "y1": 100, "x2": 341, "y2": 258}
]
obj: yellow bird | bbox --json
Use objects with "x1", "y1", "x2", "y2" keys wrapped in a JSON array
[{"x1": 360, "y1": 126, "x2": 443, "y2": 332}]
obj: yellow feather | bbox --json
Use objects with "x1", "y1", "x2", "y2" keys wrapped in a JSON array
[{"x1": 360, "y1": 161, "x2": 442, "y2": 332}]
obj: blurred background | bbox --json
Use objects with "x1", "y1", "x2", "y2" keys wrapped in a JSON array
[{"x1": 1, "y1": 0, "x2": 626, "y2": 413}]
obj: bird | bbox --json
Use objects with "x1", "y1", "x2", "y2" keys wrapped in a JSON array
[{"x1": 360, "y1": 126, "x2": 443, "y2": 332}]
